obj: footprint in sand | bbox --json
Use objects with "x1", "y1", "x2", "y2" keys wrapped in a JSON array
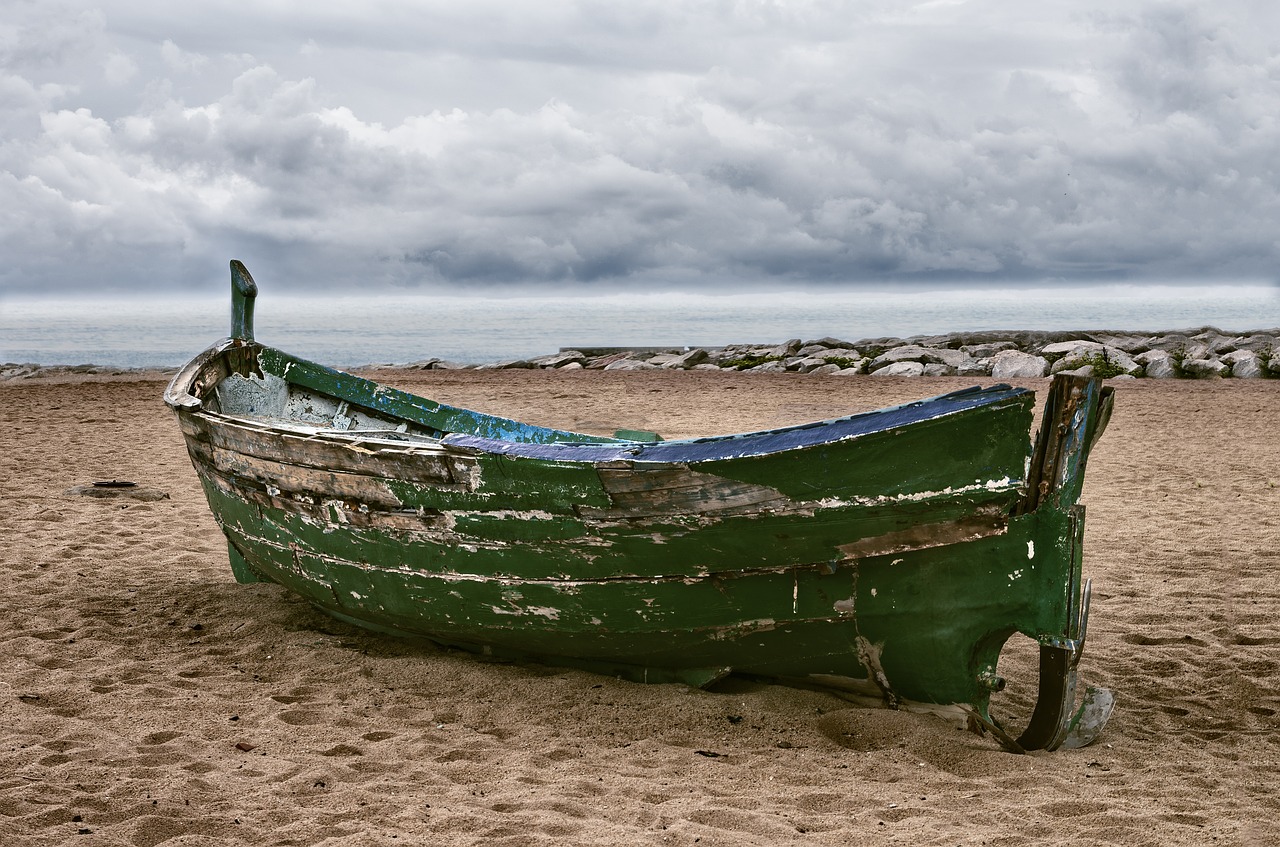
[{"x1": 276, "y1": 710, "x2": 326, "y2": 726}]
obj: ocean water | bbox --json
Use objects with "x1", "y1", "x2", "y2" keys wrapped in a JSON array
[{"x1": 2, "y1": 284, "x2": 1277, "y2": 369}]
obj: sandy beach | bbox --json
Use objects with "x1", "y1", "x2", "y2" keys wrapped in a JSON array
[{"x1": 3, "y1": 368, "x2": 1278, "y2": 846}]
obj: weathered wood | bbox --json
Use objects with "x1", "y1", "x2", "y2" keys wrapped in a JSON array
[
  {"x1": 230, "y1": 260, "x2": 257, "y2": 341},
  {"x1": 195, "y1": 413, "x2": 462, "y2": 486},
  {"x1": 193, "y1": 455, "x2": 1027, "y2": 581},
  {"x1": 589, "y1": 465, "x2": 792, "y2": 517},
  {"x1": 164, "y1": 262, "x2": 1115, "y2": 752},
  {"x1": 258, "y1": 347, "x2": 621, "y2": 445}
]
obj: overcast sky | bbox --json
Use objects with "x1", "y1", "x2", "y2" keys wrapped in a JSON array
[{"x1": 3, "y1": 1, "x2": 1278, "y2": 295}]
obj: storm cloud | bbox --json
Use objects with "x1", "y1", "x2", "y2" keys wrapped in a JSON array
[{"x1": 2, "y1": 1, "x2": 1278, "y2": 294}]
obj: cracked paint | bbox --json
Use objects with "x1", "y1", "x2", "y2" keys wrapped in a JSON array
[{"x1": 169, "y1": 309, "x2": 1114, "y2": 752}]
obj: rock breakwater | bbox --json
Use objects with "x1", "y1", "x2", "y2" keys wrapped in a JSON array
[{"x1": 394, "y1": 327, "x2": 1279, "y2": 379}]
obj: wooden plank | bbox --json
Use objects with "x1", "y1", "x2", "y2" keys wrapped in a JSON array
[
  {"x1": 184, "y1": 432, "x2": 614, "y2": 514},
  {"x1": 692, "y1": 396, "x2": 1033, "y2": 502},
  {"x1": 587, "y1": 465, "x2": 792, "y2": 517},
  {"x1": 836, "y1": 512, "x2": 1007, "y2": 559},
  {"x1": 193, "y1": 455, "x2": 1022, "y2": 581},
  {"x1": 202, "y1": 493, "x2": 1076, "y2": 707},
  {"x1": 208, "y1": 445, "x2": 410, "y2": 509},
  {"x1": 198, "y1": 414, "x2": 462, "y2": 486}
]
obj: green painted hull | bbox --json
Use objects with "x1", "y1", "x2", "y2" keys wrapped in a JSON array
[{"x1": 165, "y1": 261, "x2": 1115, "y2": 752}]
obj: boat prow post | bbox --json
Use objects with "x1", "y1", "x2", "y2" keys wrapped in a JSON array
[{"x1": 230, "y1": 259, "x2": 257, "y2": 341}]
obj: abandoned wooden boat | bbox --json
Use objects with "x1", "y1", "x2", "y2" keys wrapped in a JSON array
[{"x1": 166, "y1": 261, "x2": 1115, "y2": 752}]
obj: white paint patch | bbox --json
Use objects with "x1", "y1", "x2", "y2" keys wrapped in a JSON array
[
  {"x1": 870, "y1": 588, "x2": 878, "y2": 597},
  {"x1": 488, "y1": 604, "x2": 558, "y2": 619},
  {"x1": 1027, "y1": 540, "x2": 1035, "y2": 559},
  {"x1": 525, "y1": 606, "x2": 561, "y2": 620},
  {"x1": 1007, "y1": 569, "x2": 1024, "y2": 581},
  {"x1": 815, "y1": 477, "x2": 1019, "y2": 510}
]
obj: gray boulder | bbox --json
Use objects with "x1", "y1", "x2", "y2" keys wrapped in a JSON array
[
  {"x1": 1046, "y1": 343, "x2": 1140, "y2": 376},
  {"x1": 1222, "y1": 350, "x2": 1263, "y2": 378},
  {"x1": 871, "y1": 361, "x2": 925, "y2": 377},
  {"x1": 1108, "y1": 349, "x2": 1142, "y2": 375},
  {"x1": 1040, "y1": 340, "x2": 1107, "y2": 358},
  {"x1": 870, "y1": 345, "x2": 969, "y2": 369},
  {"x1": 790, "y1": 356, "x2": 834, "y2": 373},
  {"x1": 531, "y1": 351, "x2": 587, "y2": 368},
  {"x1": 663, "y1": 349, "x2": 710, "y2": 369},
  {"x1": 804, "y1": 336, "x2": 857, "y2": 349},
  {"x1": 962, "y1": 341, "x2": 1019, "y2": 359},
  {"x1": 1136, "y1": 349, "x2": 1176, "y2": 379},
  {"x1": 989, "y1": 350, "x2": 1049, "y2": 379},
  {"x1": 1192, "y1": 331, "x2": 1237, "y2": 355},
  {"x1": 768, "y1": 339, "x2": 803, "y2": 358},
  {"x1": 476, "y1": 359, "x2": 536, "y2": 370},
  {"x1": 1144, "y1": 334, "x2": 1209, "y2": 360},
  {"x1": 586, "y1": 352, "x2": 634, "y2": 369},
  {"x1": 1230, "y1": 334, "x2": 1276, "y2": 353},
  {"x1": 1093, "y1": 334, "x2": 1151, "y2": 354},
  {"x1": 1181, "y1": 358, "x2": 1228, "y2": 378},
  {"x1": 603, "y1": 358, "x2": 660, "y2": 371}
]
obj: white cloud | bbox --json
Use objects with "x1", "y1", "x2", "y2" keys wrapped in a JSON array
[
  {"x1": 102, "y1": 50, "x2": 137, "y2": 85},
  {"x1": 160, "y1": 39, "x2": 209, "y2": 74},
  {"x1": 1, "y1": 0, "x2": 1278, "y2": 293}
]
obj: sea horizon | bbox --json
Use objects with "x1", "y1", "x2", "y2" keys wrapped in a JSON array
[{"x1": 3, "y1": 282, "x2": 1278, "y2": 369}]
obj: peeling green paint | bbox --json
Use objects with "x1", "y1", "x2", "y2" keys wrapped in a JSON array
[{"x1": 167, "y1": 264, "x2": 1114, "y2": 751}]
